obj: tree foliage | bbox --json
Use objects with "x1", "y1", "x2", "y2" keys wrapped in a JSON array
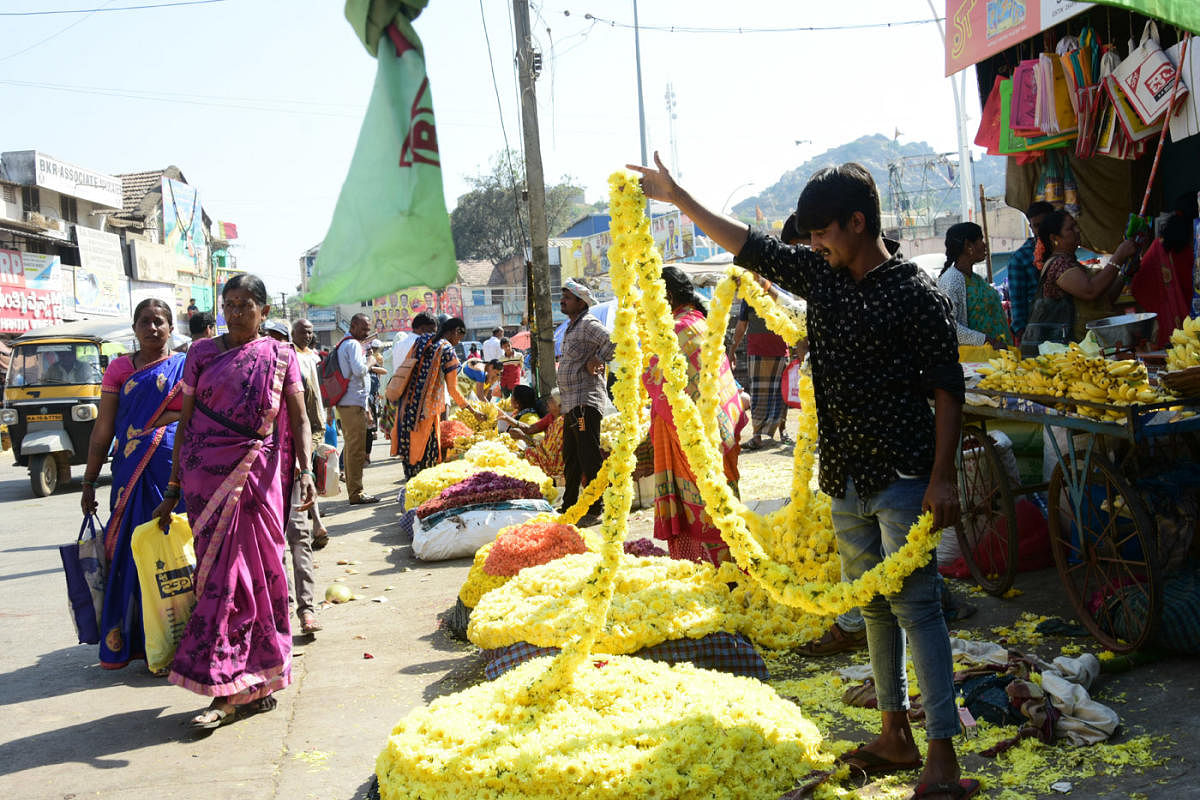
[{"x1": 450, "y1": 150, "x2": 585, "y2": 263}]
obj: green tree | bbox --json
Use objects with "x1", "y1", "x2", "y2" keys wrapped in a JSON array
[{"x1": 450, "y1": 150, "x2": 585, "y2": 263}]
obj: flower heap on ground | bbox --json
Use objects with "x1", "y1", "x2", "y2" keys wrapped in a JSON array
[
  {"x1": 608, "y1": 169, "x2": 940, "y2": 616},
  {"x1": 403, "y1": 440, "x2": 554, "y2": 510},
  {"x1": 448, "y1": 401, "x2": 521, "y2": 457},
  {"x1": 459, "y1": 522, "x2": 605, "y2": 608},
  {"x1": 375, "y1": 172, "x2": 834, "y2": 800}
]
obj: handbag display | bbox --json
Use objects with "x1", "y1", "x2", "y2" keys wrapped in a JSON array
[
  {"x1": 779, "y1": 358, "x2": 805, "y2": 410},
  {"x1": 59, "y1": 514, "x2": 107, "y2": 645},
  {"x1": 1113, "y1": 21, "x2": 1188, "y2": 126}
]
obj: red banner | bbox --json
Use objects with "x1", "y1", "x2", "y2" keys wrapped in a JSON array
[{"x1": 0, "y1": 249, "x2": 64, "y2": 332}]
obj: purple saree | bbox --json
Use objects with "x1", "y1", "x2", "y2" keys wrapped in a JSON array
[{"x1": 168, "y1": 335, "x2": 302, "y2": 703}]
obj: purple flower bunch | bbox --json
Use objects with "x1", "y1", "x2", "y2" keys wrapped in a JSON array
[
  {"x1": 416, "y1": 471, "x2": 543, "y2": 520},
  {"x1": 623, "y1": 538, "x2": 668, "y2": 558}
]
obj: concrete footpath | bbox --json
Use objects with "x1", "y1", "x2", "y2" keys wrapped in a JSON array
[{"x1": 0, "y1": 454, "x2": 473, "y2": 800}]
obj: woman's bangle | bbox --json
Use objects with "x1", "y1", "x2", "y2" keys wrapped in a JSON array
[
  {"x1": 82, "y1": 477, "x2": 97, "y2": 488},
  {"x1": 300, "y1": 470, "x2": 314, "y2": 479},
  {"x1": 163, "y1": 487, "x2": 181, "y2": 499},
  {"x1": 167, "y1": 480, "x2": 181, "y2": 489}
]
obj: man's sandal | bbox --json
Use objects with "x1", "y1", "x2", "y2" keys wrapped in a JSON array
[{"x1": 837, "y1": 745, "x2": 923, "y2": 785}]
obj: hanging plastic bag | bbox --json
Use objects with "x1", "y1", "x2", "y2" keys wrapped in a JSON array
[
  {"x1": 59, "y1": 514, "x2": 107, "y2": 645},
  {"x1": 780, "y1": 358, "x2": 805, "y2": 410},
  {"x1": 130, "y1": 513, "x2": 196, "y2": 674},
  {"x1": 1112, "y1": 20, "x2": 1188, "y2": 126}
]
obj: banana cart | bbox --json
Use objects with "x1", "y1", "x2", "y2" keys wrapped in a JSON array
[{"x1": 956, "y1": 390, "x2": 1200, "y2": 653}]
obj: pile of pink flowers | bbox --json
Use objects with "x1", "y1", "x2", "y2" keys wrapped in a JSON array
[
  {"x1": 439, "y1": 419, "x2": 474, "y2": 452},
  {"x1": 483, "y1": 521, "x2": 588, "y2": 576},
  {"x1": 415, "y1": 471, "x2": 543, "y2": 520}
]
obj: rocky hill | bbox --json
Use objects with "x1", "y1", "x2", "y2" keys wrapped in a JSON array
[{"x1": 733, "y1": 133, "x2": 1006, "y2": 220}]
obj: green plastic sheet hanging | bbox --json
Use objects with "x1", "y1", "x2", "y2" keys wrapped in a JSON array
[{"x1": 305, "y1": 0, "x2": 457, "y2": 305}]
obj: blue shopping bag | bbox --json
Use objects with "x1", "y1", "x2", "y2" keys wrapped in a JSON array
[{"x1": 59, "y1": 515, "x2": 107, "y2": 645}]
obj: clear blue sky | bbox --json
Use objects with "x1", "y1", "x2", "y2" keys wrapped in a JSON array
[{"x1": 1, "y1": 0, "x2": 979, "y2": 300}]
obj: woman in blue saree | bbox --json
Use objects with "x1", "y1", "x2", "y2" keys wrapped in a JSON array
[{"x1": 81, "y1": 298, "x2": 186, "y2": 671}]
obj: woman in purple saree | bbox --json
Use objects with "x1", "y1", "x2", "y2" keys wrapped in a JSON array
[
  {"x1": 155, "y1": 274, "x2": 314, "y2": 729},
  {"x1": 82, "y1": 298, "x2": 185, "y2": 670}
]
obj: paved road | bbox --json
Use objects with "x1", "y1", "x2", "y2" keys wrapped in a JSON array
[
  {"x1": 0, "y1": 453, "x2": 472, "y2": 800},
  {"x1": 2, "y1": 442, "x2": 1199, "y2": 799}
]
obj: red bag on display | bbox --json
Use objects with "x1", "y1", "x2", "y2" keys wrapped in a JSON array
[
  {"x1": 780, "y1": 359, "x2": 805, "y2": 409},
  {"x1": 312, "y1": 443, "x2": 340, "y2": 497}
]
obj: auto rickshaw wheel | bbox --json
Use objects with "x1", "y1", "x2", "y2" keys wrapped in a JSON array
[{"x1": 30, "y1": 453, "x2": 58, "y2": 497}]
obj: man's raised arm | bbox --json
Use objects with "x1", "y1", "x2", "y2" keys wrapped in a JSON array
[{"x1": 626, "y1": 152, "x2": 751, "y2": 256}]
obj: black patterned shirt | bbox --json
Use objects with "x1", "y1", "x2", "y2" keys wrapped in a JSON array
[{"x1": 735, "y1": 230, "x2": 963, "y2": 499}]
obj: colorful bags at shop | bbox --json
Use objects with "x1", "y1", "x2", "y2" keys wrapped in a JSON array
[
  {"x1": 130, "y1": 513, "x2": 196, "y2": 674},
  {"x1": 1112, "y1": 20, "x2": 1188, "y2": 127},
  {"x1": 1167, "y1": 38, "x2": 1200, "y2": 142},
  {"x1": 59, "y1": 514, "x2": 107, "y2": 645},
  {"x1": 780, "y1": 358, "x2": 805, "y2": 410},
  {"x1": 1035, "y1": 51, "x2": 1078, "y2": 136},
  {"x1": 975, "y1": 75, "x2": 1006, "y2": 155}
]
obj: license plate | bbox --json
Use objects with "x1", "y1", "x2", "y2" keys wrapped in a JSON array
[{"x1": 26, "y1": 413, "x2": 62, "y2": 422}]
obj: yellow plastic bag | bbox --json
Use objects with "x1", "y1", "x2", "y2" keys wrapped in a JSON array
[{"x1": 131, "y1": 514, "x2": 196, "y2": 674}]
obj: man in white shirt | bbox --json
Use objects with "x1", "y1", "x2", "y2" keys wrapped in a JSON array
[
  {"x1": 481, "y1": 327, "x2": 504, "y2": 362},
  {"x1": 336, "y1": 313, "x2": 377, "y2": 504}
]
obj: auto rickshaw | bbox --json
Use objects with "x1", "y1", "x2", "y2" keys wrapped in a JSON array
[{"x1": 1, "y1": 320, "x2": 134, "y2": 496}]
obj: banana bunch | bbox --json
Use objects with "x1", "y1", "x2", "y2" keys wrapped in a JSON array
[
  {"x1": 1166, "y1": 317, "x2": 1200, "y2": 372},
  {"x1": 976, "y1": 345, "x2": 1168, "y2": 419}
]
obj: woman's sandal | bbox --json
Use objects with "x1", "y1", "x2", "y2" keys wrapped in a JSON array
[
  {"x1": 190, "y1": 704, "x2": 239, "y2": 730},
  {"x1": 743, "y1": 437, "x2": 764, "y2": 451},
  {"x1": 243, "y1": 695, "x2": 278, "y2": 716},
  {"x1": 910, "y1": 778, "x2": 981, "y2": 800}
]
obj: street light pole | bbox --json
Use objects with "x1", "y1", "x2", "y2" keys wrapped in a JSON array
[{"x1": 722, "y1": 182, "x2": 755, "y2": 217}]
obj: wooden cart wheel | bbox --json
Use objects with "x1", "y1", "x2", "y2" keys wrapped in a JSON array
[
  {"x1": 1048, "y1": 453, "x2": 1160, "y2": 653},
  {"x1": 955, "y1": 426, "x2": 1019, "y2": 595}
]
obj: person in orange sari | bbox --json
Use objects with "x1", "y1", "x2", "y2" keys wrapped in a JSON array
[
  {"x1": 390, "y1": 317, "x2": 480, "y2": 479},
  {"x1": 644, "y1": 266, "x2": 747, "y2": 565}
]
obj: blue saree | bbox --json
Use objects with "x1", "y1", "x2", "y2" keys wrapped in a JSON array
[{"x1": 99, "y1": 354, "x2": 186, "y2": 670}]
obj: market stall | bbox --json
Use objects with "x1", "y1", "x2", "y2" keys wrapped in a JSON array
[{"x1": 952, "y1": 331, "x2": 1200, "y2": 653}]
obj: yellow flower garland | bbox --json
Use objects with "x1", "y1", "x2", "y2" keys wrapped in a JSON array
[{"x1": 606, "y1": 169, "x2": 941, "y2": 616}]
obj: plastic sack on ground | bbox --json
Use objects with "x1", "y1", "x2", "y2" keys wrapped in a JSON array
[
  {"x1": 410, "y1": 500, "x2": 553, "y2": 561},
  {"x1": 130, "y1": 513, "x2": 196, "y2": 674}
]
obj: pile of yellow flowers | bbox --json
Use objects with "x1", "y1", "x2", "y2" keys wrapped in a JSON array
[
  {"x1": 1166, "y1": 316, "x2": 1200, "y2": 371},
  {"x1": 404, "y1": 440, "x2": 555, "y2": 510},
  {"x1": 467, "y1": 552, "x2": 728, "y2": 652},
  {"x1": 375, "y1": 655, "x2": 830, "y2": 800},
  {"x1": 976, "y1": 345, "x2": 1169, "y2": 419},
  {"x1": 453, "y1": 399, "x2": 500, "y2": 432}
]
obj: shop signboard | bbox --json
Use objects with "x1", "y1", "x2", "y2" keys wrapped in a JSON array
[
  {"x1": 161, "y1": 178, "x2": 208, "y2": 276},
  {"x1": 945, "y1": 0, "x2": 1092, "y2": 76},
  {"x1": 307, "y1": 308, "x2": 337, "y2": 331},
  {"x1": 128, "y1": 237, "x2": 179, "y2": 283},
  {"x1": 0, "y1": 150, "x2": 122, "y2": 209},
  {"x1": 130, "y1": 280, "x2": 176, "y2": 312},
  {"x1": 650, "y1": 211, "x2": 695, "y2": 262},
  {"x1": 74, "y1": 268, "x2": 129, "y2": 318},
  {"x1": 464, "y1": 303, "x2": 503, "y2": 330},
  {"x1": 0, "y1": 249, "x2": 65, "y2": 332}
]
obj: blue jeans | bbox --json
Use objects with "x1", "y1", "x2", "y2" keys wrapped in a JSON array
[{"x1": 833, "y1": 477, "x2": 958, "y2": 740}]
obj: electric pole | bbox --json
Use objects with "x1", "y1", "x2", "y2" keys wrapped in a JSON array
[{"x1": 513, "y1": 0, "x2": 556, "y2": 395}]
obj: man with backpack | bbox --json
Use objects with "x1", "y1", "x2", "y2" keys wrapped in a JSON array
[{"x1": 321, "y1": 313, "x2": 379, "y2": 504}]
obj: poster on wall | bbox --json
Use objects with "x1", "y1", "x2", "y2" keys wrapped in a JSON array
[
  {"x1": 162, "y1": 177, "x2": 208, "y2": 276},
  {"x1": 944, "y1": 0, "x2": 1092, "y2": 75},
  {"x1": 0, "y1": 249, "x2": 66, "y2": 332},
  {"x1": 560, "y1": 231, "x2": 613, "y2": 280},
  {"x1": 74, "y1": 269, "x2": 129, "y2": 318},
  {"x1": 650, "y1": 211, "x2": 694, "y2": 262},
  {"x1": 367, "y1": 285, "x2": 463, "y2": 333},
  {"x1": 130, "y1": 280, "x2": 175, "y2": 311}
]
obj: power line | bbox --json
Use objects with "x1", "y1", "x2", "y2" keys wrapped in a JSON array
[
  {"x1": 576, "y1": 13, "x2": 944, "y2": 34},
  {"x1": 0, "y1": 0, "x2": 225, "y2": 15},
  {"x1": 478, "y1": 0, "x2": 527, "y2": 255},
  {"x1": 0, "y1": 0, "x2": 116, "y2": 63}
]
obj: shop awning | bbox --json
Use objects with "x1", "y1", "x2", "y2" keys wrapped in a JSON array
[
  {"x1": 0, "y1": 219, "x2": 78, "y2": 248},
  {"x1": 945, "y1": 0, "x2": 1197, "y2": 76}
]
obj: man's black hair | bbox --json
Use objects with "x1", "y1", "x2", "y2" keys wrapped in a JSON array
[
  {"x1": 794, "y1": 163, "x2": 881, "y2": 237},
  {"x1": 1025, "y1": 201, "x2": 1055, "y2": 220},
  {"x1": 487, "y1": 358, "x2": 503, "y2": 372},
  {"x1": 780, "y1": 212, "x2": 809, "y2": 245},
  {"x1": 189, "y1": 311, "x2": 215, "y2": 337},
  {"x1": 411, "y1": 311, "x2": 437, "y2": 331},
  {"x1": 492, "y1": 327, "x2": 503, "y2": 336}
]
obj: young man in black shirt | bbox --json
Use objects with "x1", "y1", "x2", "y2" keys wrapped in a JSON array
[{"x1": 630, "y1": 155, "x2": 974, "y2": 799}]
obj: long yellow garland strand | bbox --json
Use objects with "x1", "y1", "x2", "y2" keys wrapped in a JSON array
[{"x1": 607, "y1": 170, "x2": 941, "y2": 616}]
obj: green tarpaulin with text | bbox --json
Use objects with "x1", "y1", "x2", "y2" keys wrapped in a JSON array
[{"x1": 305, "y1": 0, "x2": 456, "y2": 305}]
